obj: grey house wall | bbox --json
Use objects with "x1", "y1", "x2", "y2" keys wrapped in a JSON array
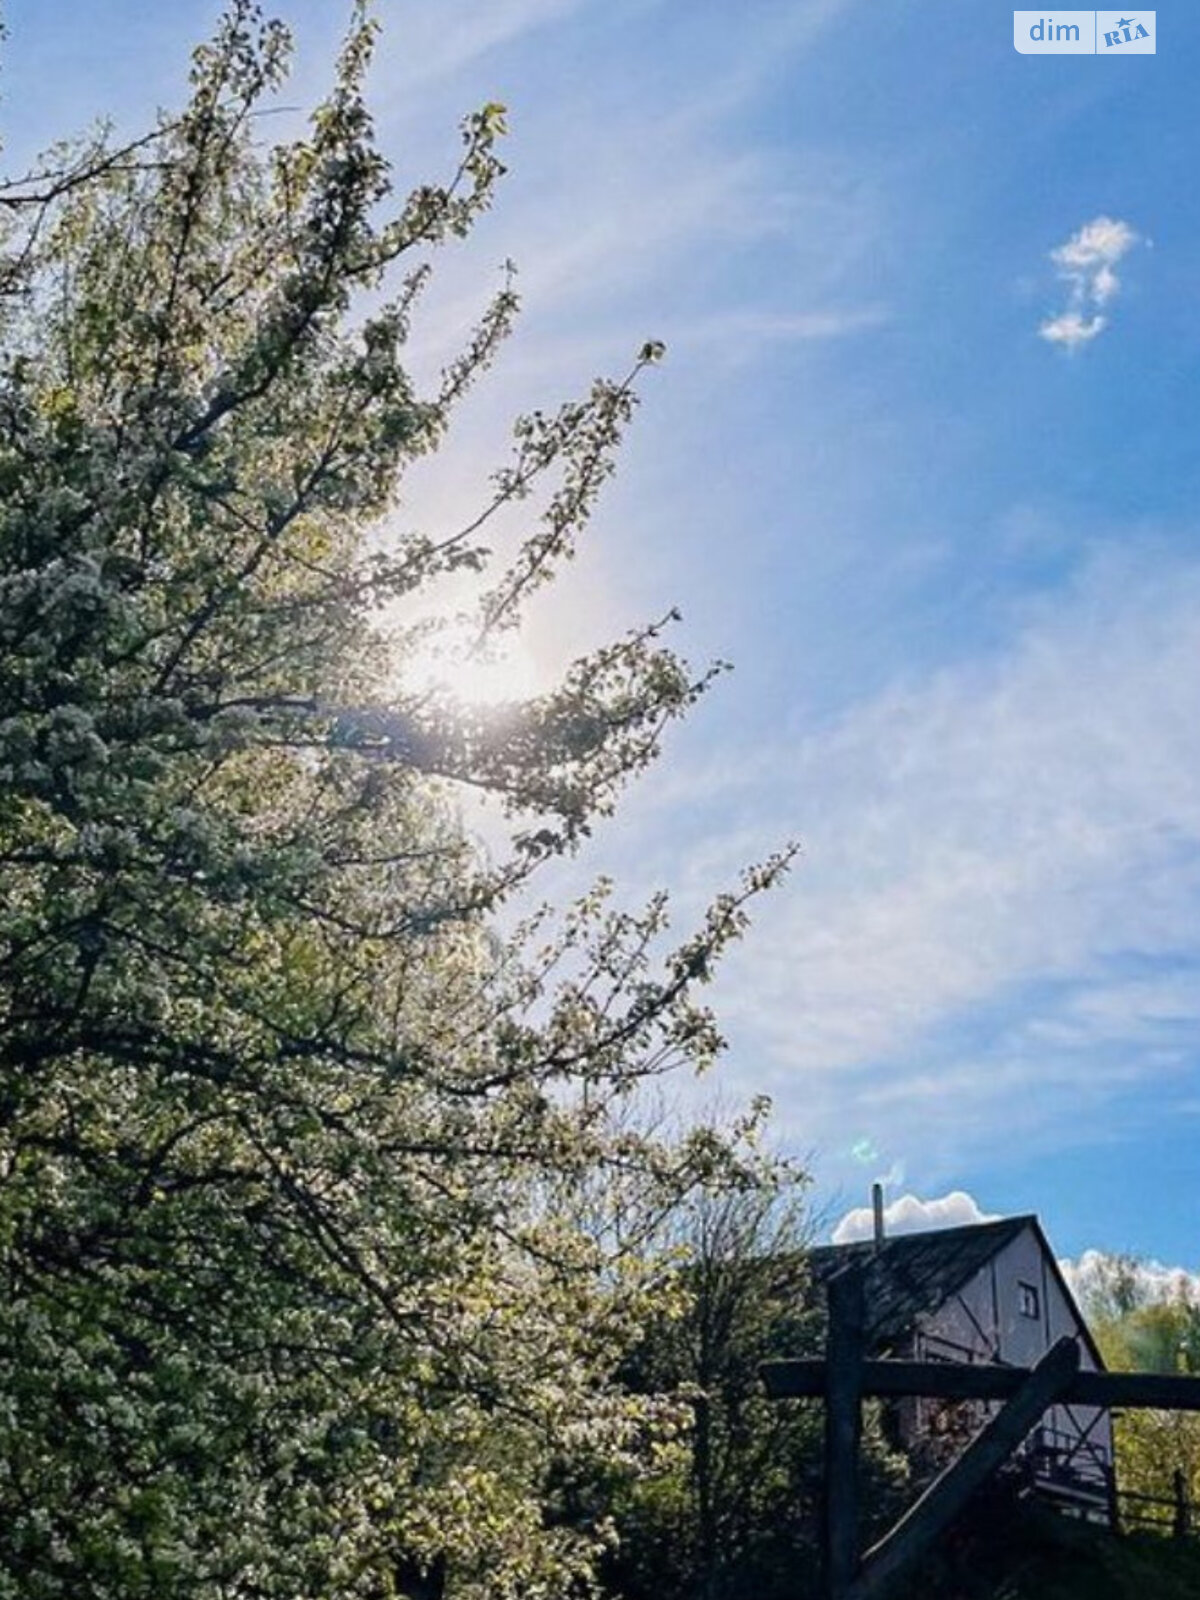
[{"x1": 902, "y1": 1222, "x2": 1113, "y2": 1500}]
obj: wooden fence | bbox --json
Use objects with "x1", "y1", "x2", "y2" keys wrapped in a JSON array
[
  {"x1": 762, "y1": 1265, "x2": 1200, "y2": 1599},
  {"x1": 1112, "y1": 1469, "x2": 1193, "y2": 1540}
]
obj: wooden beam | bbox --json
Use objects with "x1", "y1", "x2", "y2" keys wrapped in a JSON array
[
  {"x1": 1064, "y1": 1371, "x2": 1200, "y2": 1411},
  {"x1": 824, "y1": 1268, "x2": 866, "y2": 1600},
  {"x1": 844, "y1": 1337, "x2": 1081, "y2": 1600},
  {"x1": 762, "y1": 1358, "x2": 1200, "y2": 1412}
]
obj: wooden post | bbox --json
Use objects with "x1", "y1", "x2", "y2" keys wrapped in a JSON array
[
  {"x1": 846, "y1": 1337, "x2": 1080, "y2": 1600},
  {"x1": 1105, "y1": 1462, "x2": 1121, "y2": 1536},
  {"x1": 824, "y1": 1267, "x2": 866, "y2": 1600},
  {"x1": 1172, "y1": 1467, "x2": 1190, "y2": 1539}
]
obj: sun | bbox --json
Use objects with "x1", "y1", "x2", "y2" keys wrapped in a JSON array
[{"x1": 401, "y1": 616, "x2": 545, "y2": 707}]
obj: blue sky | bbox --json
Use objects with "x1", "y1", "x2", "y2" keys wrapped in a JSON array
[{"x1": 5, "y1": 2, "x2": 1197, "y2": 1274}]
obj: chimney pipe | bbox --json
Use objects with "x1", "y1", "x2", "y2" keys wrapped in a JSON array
[{"x1": 872, "y1": 1183, "x2": 885, "y2": 1249}]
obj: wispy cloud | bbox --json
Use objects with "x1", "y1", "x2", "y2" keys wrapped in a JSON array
[
  {"x1": 832, "y1": 1188, "x2": 998, "y2": 1243},
  {"x1": 1039, "y1": 216, "x2": 1141, "y2": 349},
  {"x1": 374, "y1": 0, "x2": 585, "y2": 95},
  {"x1": 675, "y1": 304, "x2": 890, "y2": 358},
  {"x1": 369, "y1": 0, "x2": 884, "y2": 382},
  {"x1": 364, "y1": 0, "x2": 889, "y2": 682},
  {"x1": 670, "y1": 543, "x2": 1200, "y2": 1168}
]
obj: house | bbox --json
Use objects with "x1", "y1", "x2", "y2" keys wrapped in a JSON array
[{"x1": 808, "y1": 1212, "x2": 1114, "y2": 1520}]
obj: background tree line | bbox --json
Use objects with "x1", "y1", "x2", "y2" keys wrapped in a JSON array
[{"x1": 1074, "y1": 1253, "x2": 1200, "y2": 1525}]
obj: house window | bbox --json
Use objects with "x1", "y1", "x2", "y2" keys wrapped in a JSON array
[{"x1": 1018, "y1": 1282, "x2": 1040, "y2": 1320}]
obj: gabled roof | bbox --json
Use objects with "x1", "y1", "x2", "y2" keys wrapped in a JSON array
[{"x1": 808, "y1": 1215, "x2": 1035, "y2": 1350}]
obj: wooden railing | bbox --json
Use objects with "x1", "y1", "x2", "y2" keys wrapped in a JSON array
[{"x1": 1113, "y1": 1470, "x2": 1194, "y2": 1540}]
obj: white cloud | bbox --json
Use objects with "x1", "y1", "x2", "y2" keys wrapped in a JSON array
[
  {"x1": 1039, "y1": 310, "x2": 1107, "y2": 348},
  {"x1": 1060, "y1": 1249, "x2": 1200, "y2": 1311},
  {"x1": 1051, "y1": 216, "x2": 1139, "y2": 275},
  {"x1": 1092, "y1": 264, "x2": 1120, "y2": 305},
  {"x1": 833, "y1": 1188, "x2": 997, "y2": 1243},
  {"x1": 1039, "y1": 215, "x2": 1141, "y2": 349}
]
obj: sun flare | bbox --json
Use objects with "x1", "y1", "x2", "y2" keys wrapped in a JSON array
[{"x1": 402, "y1": 618, "x2": 545, "y2": 707}]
